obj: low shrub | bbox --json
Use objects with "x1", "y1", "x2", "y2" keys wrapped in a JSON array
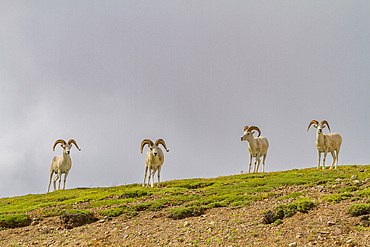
[
  {"x1": 168, "y1": 206, "x2": 205, "y2": 219},
  {"x1": 348, "y1": 204, "x2": 370, "y2": 217},
  {"x1": 262, "y1": 198, "x2": 315, "y2": 224},
  {"x1": 322, "y1": 193, "x2": 352, "y2": 203},
  {"x1": 0, "y1": 214, "x2": 31, "y2": 229},
  {"x1": 60, "y1": 210, "x2": 97, "y2": 229}
]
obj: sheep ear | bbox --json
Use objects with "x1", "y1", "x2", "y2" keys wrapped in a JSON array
[{"x1": 251, "y1": 131, "x2": 255, "y2": 135}]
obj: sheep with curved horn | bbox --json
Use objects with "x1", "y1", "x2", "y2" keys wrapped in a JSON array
[
  {"x1": 241, "y1": 126, "x2": 269, "y2": 173},
  {"x1": 307, "y1": 120, "x2": 342, "y2": 169},
  {"x1": 47, "y1": 139, "x2": 81, "y2": 193},
  {"x1": 141, "y1": 138, "x2": 169, "y2": 188}
]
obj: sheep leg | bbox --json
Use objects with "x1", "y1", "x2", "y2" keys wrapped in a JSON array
[
  {"x1": 63, "y1": 171, "x2": 69, "y2": 190},
  {"x1": 147, "y1": 168, "x2": 152, "y2": 188},
  {"x1": 157, "y1": 166, "x2": 161, "y2": 188},
  {"x1": 53, "y1": 172, "x2": 60, "y2": 191},
  {"x1": 150, "y1": 169, "x2": 157, "y2": 188},
  {"x1": 335, "y1": 148, "x2": 340, "y2": 169},
  {"x1": 255, "y1": 156, "x2": 261, "y2": 173},
  {"x1": 143, "y1": 166, "x2": 148, "y2": 187},
  {"x1": 262, "y1": 154, "x2": 267, "y2": 173},
  {"x1": 47, "y1": 171, "x2": 54, "y2": 193},
  {"x1": 57, "y1": 170, "x2": 62, "y2": 190},
  {"x1": 329, "y1": 152, "x2": 336, "y2": 170},
  {"x1": 317, "y1": 151, "x2": 321, "y2": 169},
  {"x1": 322, "y1": 150, "x2": 328, "y2": 169},
  {"x1": 248, "y1": 154, "x2": 253, "y2": 173}
]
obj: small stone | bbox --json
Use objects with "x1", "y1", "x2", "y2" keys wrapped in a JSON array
[
  {"x1": 123, "y1": 234, "x2": 128, "y2": 238},
  {"x1": 288, "y1": 243, "x2": 297, "y2": 247},
  {"x1": 333, "y1": 228, "x2": 342, "y2": 235},
  {"x1": 99, "y1": 219, "x2": 105, "y2": 223},
  {"x1": 327, "y1": 220, "x2": 336, "y2": 226},
  {"x1": 296, "y1": 234, "x2": 302, "y2": 238},
  {"x1": 351, "y1": 175, "x2": 358, "y2": 180},
  {"x1": 346, "y1": 239, "x2": 353, "y2": 243},
  {"x1": 353, "y1": 180, "x2": 360, "y2": 185},
  {"x1": 364, "y1": 178, "x2": 370, "y2": 183}
]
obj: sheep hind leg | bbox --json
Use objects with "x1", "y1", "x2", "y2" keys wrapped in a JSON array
[
  {"x1": 47, "y1": 171, "x2": 54, "y2": 193},
  {"x1": 255, "y1": 157, "x2": 261, "y2": 173},
  {"x1": 261, "y1": 154, "x2": 267, "y2": 173},
  {"x1": 329, "y1": 152, "x2": 336, "y2": 170},
  {"x1": 335, "y1": 148, "x2": 340, "y2": 169}
]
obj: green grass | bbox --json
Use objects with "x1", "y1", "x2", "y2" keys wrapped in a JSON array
[{"x1": 0, "y1": 165, "x2": 368, "y2": 229}]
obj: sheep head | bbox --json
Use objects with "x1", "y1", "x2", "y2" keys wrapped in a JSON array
[
  {"x1": 241, "y1": 126, "x2": 261, "y2": 141},
  {"x1": 53, "y1": 139, "x2": 81, "y2": 155},
  {"x1": 307, "y1": 120, "x2": 331, "y2": 134}
]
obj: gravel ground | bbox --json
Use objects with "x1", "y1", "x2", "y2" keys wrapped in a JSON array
[{"x1": 1, "y1": 185, "x2": 370, "y2": 247}]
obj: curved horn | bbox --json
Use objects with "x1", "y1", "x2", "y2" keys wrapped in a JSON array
[
  {"x1": 244, "y1": 126, "x2": 249, "y2": 132},
  {"x1": 141, "y1": 139, "x2": 154, "y2": 153},
  {"x1": 307, "y1": 120, "x2": 319, "y2": 131},
  {"x1": 68, "y1": 139, "x2": 81, "y2": 151},
  {"x1": 155, "y1": 139, "x2": 169, "y2": 152},
  {"x1": 320, "y1": 120, "x2": 331, "y2": 132},
  {"x1": 53, "y1": 139, "x2": 66, "y2": 151},
  {"x1": 247, "y1": 126, "x2": 261, "y2": 137}
]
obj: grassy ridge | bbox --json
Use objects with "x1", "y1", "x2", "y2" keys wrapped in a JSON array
[{"x1": 0, "y1": 165, "x2": 369, "y2": 228}]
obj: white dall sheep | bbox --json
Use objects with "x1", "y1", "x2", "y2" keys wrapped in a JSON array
[
  {"x1": 47, "y1": 139, "x2": 81, "y2": 193},
  {"x1": 141, "y1": 139, "x2": 169, "y2": 188},
  {"x1": 307, "y1": 120, "x2": 342, "y2": 170},
  {"x1": 241, "y1": 126, "x2": 269, "y2": 173}
]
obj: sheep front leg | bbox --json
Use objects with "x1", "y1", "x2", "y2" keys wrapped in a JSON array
[
  {"x1": 254, "y1": 154, "x2": 260, "y2": 173},
  {"x1": 57, "y1": 170, "x2": 62, "y2": 190},
  {"x1": 322, "y1": 150, "x2": 328, "y2": 169},
  {"x1": 63, "y1": 171, "x2": 69, "y2": 190},
  {"x1": 150, "y1": 169, "x2": 157, "y2": 188},
  {"x1": 47, "y1": 171, "x2": 54, "y2": 193},
  {"x1": 248, "y1": 154, "x2": 253, "y2": 173},
  {"x1": 143, "y1": 166, "x2": 148, "y2": 187},
  {"x1": 317, "y1": 151, "x2": 321, "y2": 169}
]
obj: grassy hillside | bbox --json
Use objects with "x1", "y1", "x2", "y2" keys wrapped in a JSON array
[{"x1": 0, "y1": 165, "x2": 369, "y2": 229}]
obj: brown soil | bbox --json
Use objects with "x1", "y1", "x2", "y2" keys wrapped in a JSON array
[{"x1": 1, "y1": 186, "x2": 370, "y2": 247}]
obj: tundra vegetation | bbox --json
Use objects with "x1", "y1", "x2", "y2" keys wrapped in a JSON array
[{"x1": 0, "y1": 165, "x2": 370, "y2": 246}]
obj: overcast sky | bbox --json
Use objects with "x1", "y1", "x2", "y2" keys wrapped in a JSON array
[{"x1": 1, "y1": 1, "x2": 369, "y2": 197}]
